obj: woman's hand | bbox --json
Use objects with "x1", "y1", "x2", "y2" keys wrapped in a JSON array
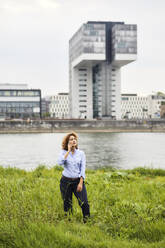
[
  {"x1": 68, "y1": 143, "x2": 72, "y2": 152},
  {"x1": 64, "y1": 143, "x2": 73, "y2": 160},
  {"x1": 77, "y1": 182, "x2": 83, "y2": 192},
  {"x1": 77, "y1": 177, "x2": 83, "y2": 192}
]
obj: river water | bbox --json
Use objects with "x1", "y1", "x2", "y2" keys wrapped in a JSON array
[{"x1": 0, "y1": 132, "x2": 164, "y2": 170}]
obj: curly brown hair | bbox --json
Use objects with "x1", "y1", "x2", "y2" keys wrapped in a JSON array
[{"x1": 62, "y1": 132, "x2": 78, "y2": 150}]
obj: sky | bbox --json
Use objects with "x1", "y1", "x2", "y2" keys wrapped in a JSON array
[{"x1": 0, "y1": 0, "x2": 165, "y2": 97}]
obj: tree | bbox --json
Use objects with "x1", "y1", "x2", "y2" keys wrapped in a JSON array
[
  {"x1": 157, "y1": 91, "x2": 165, "y2": 97},
  {"x1": 42, "y1": 112, "x2": 50, "y2": 118}
]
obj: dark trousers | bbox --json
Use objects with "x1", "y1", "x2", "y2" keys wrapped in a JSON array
[{"x1": 60, "y1": 177, "x2": 90, "y2": 221}]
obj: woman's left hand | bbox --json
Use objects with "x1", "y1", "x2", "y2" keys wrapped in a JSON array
[{"x1": 77, "y1": 183, "x2": 83, "y2": 192}]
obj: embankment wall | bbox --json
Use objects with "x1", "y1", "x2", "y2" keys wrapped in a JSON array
[{"x1": 0, "y1": 119, "x2": 165, "y2": 133}]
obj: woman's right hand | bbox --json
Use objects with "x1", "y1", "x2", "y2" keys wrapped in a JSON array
[
  {"x1": 68, "y1": 143, "x2": 72, "y2": 152},
  {"x1": 64, "y1": 143, "x2": 72, "y2": 159}
]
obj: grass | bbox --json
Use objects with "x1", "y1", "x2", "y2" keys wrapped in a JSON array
[{"x1": 0, "y1": 165, "x2": 165, "y2": 248}]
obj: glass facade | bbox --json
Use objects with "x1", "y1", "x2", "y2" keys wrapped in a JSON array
[
  {"x1": 0, "y1": 90, "x2": 41, "y2": 119},
  {"x1": 112, "y1": 24, "x2": 137, "y2": 56},
  {"x1": 93, "y1": 64, "x2": 102, "y2": 118},
  {"x1": 0, "y1": 91, "x2": 40, "y2": 97},
  {"x1": 69, "y1": 23, "x2": 106, "y2": 64},
  {"x1": 69, "y1": 22, "x2": 137, "y2": 66},
  {"x1": 83, "y1": 23, "x2": 106, "y2": 54}
]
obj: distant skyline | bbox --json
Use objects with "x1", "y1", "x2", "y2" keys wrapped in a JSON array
[{"x1": 0, "y1": 0, "x2": 165, "y2": 97}]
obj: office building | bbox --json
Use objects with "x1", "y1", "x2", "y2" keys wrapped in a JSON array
[
  {"x1": 69, "y1": 21, "x2": 137, "y2": 119},
  {"x1": 41, "y1": 96, "x2": 51, "y2": 117},
  {"x1": 0, "y1": 84, "x2": 41, "y2": 119},
  {"x1": 121, "y1": 94, "x2": 165, "y2": 119},
  {"x1": 121, "y1": 94, "x2": 148, "y2": 119},
  {"x1": 49, "y1": 93, "x2": 69, "y2": 118},
  {"x1": 160, "y1": 104, "x2": 165, "y2": 118},
  {"x1": 148, "y1": 95, "x2": 165, "y2": 119}
]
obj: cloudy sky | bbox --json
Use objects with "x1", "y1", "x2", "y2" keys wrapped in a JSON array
[{"x1": 0, "y1": 0, "x2": 164, "y2": 97}]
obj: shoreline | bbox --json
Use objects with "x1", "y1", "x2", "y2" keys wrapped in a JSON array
[{"x1": 0, "y1": 128, "x2": 165, "y2": 133}]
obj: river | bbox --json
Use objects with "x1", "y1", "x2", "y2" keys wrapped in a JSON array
[{"x1": 0, "y1": 132, "x2": 165, "y2": 170}]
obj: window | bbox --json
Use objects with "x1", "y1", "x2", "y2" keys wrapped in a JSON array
[
  {"x1": 11, "y1": 91, "x2": 17, "y2": 96},
  {"x1": 17, "y1": 91, "x2": 22, "y2": 96},
  {"x1": 79, "y1": 73, "x2": 87, "y2": 76}
]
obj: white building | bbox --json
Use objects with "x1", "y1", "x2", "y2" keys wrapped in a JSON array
[
  {"x1": 121, "y1": 94, "x2": 148, "y2": 119},
  {"x1": 0, "y1": 83, "x2": 28, "y2": 90},
  {"x1": 69, "y1": 21, "x2": 137, "y2": 119},
  {"x1": 49, "y1": 93, "x2": 69, "y2": 118},
  {"x1": 148, "y1": 95, "x2": 165, "y2": 119},
  {"x1": 121, "y1": 94, "x2": 165, "y2": 119}
]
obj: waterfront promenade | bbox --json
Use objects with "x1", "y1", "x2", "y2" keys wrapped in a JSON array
[{"x1": 0, "y1": 119, "x2": 165, "y2": 133}]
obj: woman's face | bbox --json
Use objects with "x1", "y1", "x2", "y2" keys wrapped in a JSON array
[{"x1": 68, "y1": 135, "x2": 77, "y2": 147}]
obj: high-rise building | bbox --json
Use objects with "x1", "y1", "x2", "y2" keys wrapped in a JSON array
[{"x1": 69, "y1": 21, "x2": 137, "y2": 119}]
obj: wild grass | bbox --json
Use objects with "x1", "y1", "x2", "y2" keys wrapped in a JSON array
[{"x1": 0, "y1": 165, "x2": 165, "y2": 248}]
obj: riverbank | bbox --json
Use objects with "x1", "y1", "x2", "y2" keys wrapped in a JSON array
[
  {"x1": 0, "y1": 129, "x2": 165, "y2": 133},
  {"x1": 0, "y1": 166, "x2": 165, "y2": 248},
  {"x1": 0, "y1": 119, "x2": 165, "y2": 133}
]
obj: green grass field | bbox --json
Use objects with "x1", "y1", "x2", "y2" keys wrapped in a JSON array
[{"x1": 0, "y1": 165, "x2": 165, "y2": 248}]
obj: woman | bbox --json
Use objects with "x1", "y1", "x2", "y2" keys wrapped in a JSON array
[{"x1": 57, "y1": 132, "x2": 90, "y2": 222}]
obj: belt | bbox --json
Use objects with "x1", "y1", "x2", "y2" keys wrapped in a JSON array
[{"x1": 62, "y1": 175, "x2": 80, "y2": 181}]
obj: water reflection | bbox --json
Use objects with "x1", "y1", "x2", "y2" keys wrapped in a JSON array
[
  {"x1": 79, "y1": 133, "x2": 121, "y2": 169},
  {"x1": 0, "y1": 132, "x2": 165, "y2": 170}
]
